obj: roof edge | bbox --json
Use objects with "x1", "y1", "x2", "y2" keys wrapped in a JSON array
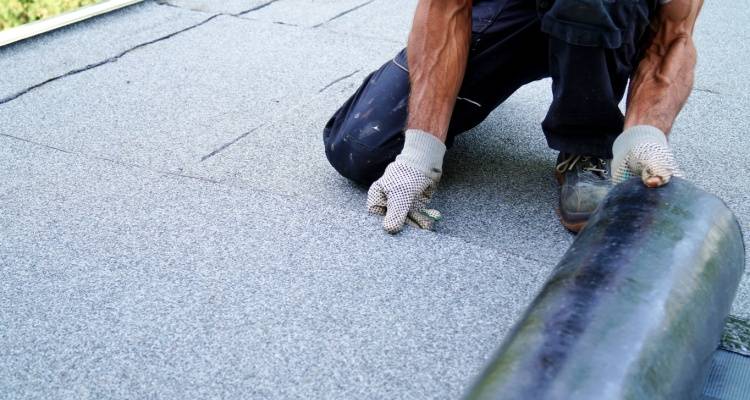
[{"x1": 0, "y1": 0, "x2": 145, "y2": 48}]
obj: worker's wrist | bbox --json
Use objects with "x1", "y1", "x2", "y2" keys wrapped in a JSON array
[
  {"x1": 612, "y1": 125, "x2": 668, "y2": 172},
  {"x1": 396, "y1": 129, "x2": 446, "y2": 181}
]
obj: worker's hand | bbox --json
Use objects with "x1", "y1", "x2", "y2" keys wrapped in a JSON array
[
  {"x1": 367, "y1": 129, "x2": 446, "y2": 234},
  {"x1": 612, "y1": 125, "x2": 683, "y2": 188}
]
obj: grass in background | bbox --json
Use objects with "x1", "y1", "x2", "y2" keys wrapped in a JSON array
[{"x1": 0, "y1": 0, "x2": 100, "y2": 31}]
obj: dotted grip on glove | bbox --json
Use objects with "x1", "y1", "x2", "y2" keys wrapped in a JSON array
[{"x1": 367, "y1": 161, "x2": 440, "y2": 233}]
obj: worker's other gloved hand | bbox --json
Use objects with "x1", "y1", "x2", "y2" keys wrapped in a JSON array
[
  {"x1": 367, "y1": 129, "x2": 446, "y2": 234},
  {"x1": 612, "y1": 125, "x2": 683, "y2": 188}
]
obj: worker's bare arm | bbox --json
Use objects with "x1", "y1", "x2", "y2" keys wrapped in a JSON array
[
  {"x1": 625, "y1": 0, "x2": 703, "y2": 133},
  {"x1": 406, "y1": 0, "x2": 472, "y2": 142}
]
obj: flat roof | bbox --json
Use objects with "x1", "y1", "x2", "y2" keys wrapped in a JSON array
[{"x1": 1, "y1": 0, "x2": 748, "y2": 398}]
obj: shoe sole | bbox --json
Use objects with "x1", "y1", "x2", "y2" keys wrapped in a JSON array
[
  {"x1": 556, "y1": 207, "x2": 587, "y2": 233},
  {"x1": 555, "y1": 170, "x2": 587, "y2": 233}
]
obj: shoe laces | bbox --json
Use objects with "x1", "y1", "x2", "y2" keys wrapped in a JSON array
[{"x1": 556, "y1": 154, "x2": 608, "y2": 176}]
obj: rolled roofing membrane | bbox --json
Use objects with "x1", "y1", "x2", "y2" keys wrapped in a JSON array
[
  {"x1": 465, "y1": 178, "x2": 746, "y2": 400},
  {"x1": 0, "y1": 0, "x2": 144, "y2": 47}
]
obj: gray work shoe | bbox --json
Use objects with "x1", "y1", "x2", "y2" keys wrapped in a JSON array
[{"x1": 555, "y1": 153, "x2": 613, "y2": 232}]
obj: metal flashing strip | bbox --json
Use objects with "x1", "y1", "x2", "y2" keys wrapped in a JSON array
[
  {"x1": 702, "y1": 350, "x2": 750, "y2": 400},
  {"x1": 0, "y1": 0, "x2": 144, "y2": 47},
  {"x1": 699, "y1": 316, "x2": 750, "y2": 399}
]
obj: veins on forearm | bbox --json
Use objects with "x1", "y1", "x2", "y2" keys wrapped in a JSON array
[
  {"x1": 406, "y1": 0, "x2": 472, "y2": 141},
  {"x1": 625, "y1": 0, "x2": 702, "y2": 134},
  {"x1": 626, "y1": 35, "x2": 696, "y2": 132}
]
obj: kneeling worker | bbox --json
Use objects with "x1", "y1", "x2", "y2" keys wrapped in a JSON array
[{"x1": 324, "y1": 0, "x2": 701, "y2": 233}]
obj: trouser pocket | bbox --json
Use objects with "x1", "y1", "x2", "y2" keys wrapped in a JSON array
[{"x1": 541, "y1": 0, "x2": 643, "y2": 48}]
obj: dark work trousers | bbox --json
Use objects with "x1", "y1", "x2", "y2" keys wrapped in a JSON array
[{"x1": 323, "y1": 0, "x2": 656, "y2": 185}]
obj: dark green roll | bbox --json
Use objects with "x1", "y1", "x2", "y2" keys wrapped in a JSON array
[{"x1": 465, "y1": 178, "x2": 745, "y2": 400}]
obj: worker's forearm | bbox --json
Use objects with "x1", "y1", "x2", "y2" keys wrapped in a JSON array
[
  {"x1": 406, "y1": 0, "x2": 472, "y2": 142},
  {"x1": 625, "y1": 0, "x2": 702, "y2": 133},
  {"x1": 624, "y1": 32, "x2": 696, "y2": 132}
]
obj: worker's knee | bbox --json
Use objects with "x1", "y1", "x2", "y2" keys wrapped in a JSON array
[
  {"x1": 321, "y1": 56, "x2": 409, "y2": 186},
  {"x1": 323, "y1": 133, "x2": 395, "y2": 186},
  {"x1": 323, "y1": 117, "x2": 400, "y2": 186}
]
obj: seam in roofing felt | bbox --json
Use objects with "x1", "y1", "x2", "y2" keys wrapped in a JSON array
[
  {"x1": 156, "y1": 169, "x2": 220, "y2": 183},
  {"x1": 319, "y1": 27, "x2": 402, "y2": 45},
  {"x1": 0, "y1": 131, "x2": 557, "y2": 265},
  {"x1": 0, "y1": 13, "x2": 222, "y2": 106},
  {"x1": 95, "y1": 155, "x2": 219, "y2": 182},
  {"x1": 0, "y1": 133, "x2": 73, "y2": 154},
  {"x1": 0, "y1": 132, "x2": 220, "y2": 184},
  {"x1": 234, "y1": 0, "x2": 282, "y2": 16},
  {"x1": 0, "y1": 0, "x2": 386, "y2": 107},
  {"x1": 0, "y1": 1, "x2": 285, "y2": 106},
  {"x1": 318, "y1": 69, "x2": 360, "y2": 93},
  {"x1": 200, "y1": 125, "x2": 264, "y2": 162},
  {"x1": 0, "y1": 128, "x2": 343, "y2": 218},
  {"x1": 201, "y1": 68, "x2": 362, "y2": 161},
  {"x1": 155, "y1": 0, "x2": 280, "y2": 16},
  {"x1": 694, "y1": 87, "x2": 721, "y2": 95},
  {"x1": 154, "y1": 0, "x2": 214, "y2": 15},
  {"x1": 311, "y1": 0, "x2": 376, "y2": 28}
]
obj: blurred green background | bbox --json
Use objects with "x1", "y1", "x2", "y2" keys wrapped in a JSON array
[{"x1": 1, "y1": 0, "x2": 99, "y2": 31}]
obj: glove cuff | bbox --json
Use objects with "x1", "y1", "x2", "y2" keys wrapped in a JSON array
[
  {"x1": 612, "y1": 125, "x2": 668, "y2": 176},
  {"x1": 396, "y1": 129, "x2": 446, "y2": 181}
]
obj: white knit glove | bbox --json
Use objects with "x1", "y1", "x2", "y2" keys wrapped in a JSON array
[
  {"x1": 367, "y1": 129, "x2": 446, "y2": 234},
  {"x1": 612, "y1": 125, "x2": 683, "y2": 187}
]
